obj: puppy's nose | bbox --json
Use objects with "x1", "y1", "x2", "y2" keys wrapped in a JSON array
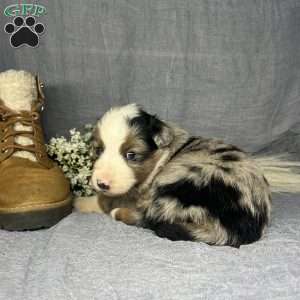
[{"x1": 97, "y1": 180, "x2": 110, "y2": 191}]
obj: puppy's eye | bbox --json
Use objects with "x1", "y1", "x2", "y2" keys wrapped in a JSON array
[{"x1": 126, "y1": 151, "x2": 136, "y2": 161}]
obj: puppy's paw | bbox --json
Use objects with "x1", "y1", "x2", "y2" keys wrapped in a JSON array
[
  {"x1": 110, "y1": 208, "x2": 140, "y2": 225},
  {"x1": 73, "y1": 195, "x2": 103, "y2": 213},
  {"x1": 110, "y1": 208, "x2": 121, "y2": 220}
]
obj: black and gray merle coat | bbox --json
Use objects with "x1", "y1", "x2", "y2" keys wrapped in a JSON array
[{"x1": 136, "y1": 122, "x2": 271, "y2": 248}]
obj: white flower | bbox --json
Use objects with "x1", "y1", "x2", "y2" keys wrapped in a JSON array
[{"x1": 47, "y1": 125, "x2": 95, "y2": 197}]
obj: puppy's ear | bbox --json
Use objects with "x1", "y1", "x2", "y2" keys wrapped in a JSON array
[
  {"x1": 130, "y1": 110, "x2": 174, "y2": 149},
  {"x1": 152, "y1": 119, "x2": 174, "y2": 148},
  {"x1": 91, "y1": 125, "x2": 104, "y2": 159}
]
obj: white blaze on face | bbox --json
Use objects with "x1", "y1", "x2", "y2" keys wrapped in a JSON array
[{"x1": 91, "y1": 104, "x2": 140, "y2": 196}]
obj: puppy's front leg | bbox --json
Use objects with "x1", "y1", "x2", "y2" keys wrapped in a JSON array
[
  {"x1": 110, "y1": 208, "x2": 141, "y2": 226},
  {"x1": 74, "y1": 195, "x2": 104, "y2": 214}
]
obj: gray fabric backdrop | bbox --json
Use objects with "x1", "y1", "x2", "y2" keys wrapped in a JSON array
[{"x1": 0, "y1": 0, "x2": 299, "y2": 152}]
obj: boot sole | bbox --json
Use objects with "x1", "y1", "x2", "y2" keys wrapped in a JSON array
[{"x1": 0, "y1": 195, "x2": 73, "y2": 231}]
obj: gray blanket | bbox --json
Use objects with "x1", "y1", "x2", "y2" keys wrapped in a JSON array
[{"x1": 0, "y1": 194, "x2": 300, "y2": 300}]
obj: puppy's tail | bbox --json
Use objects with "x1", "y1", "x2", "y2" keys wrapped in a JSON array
[{"x1": 254, "y1": 154, "x2": 300, "y2": 193}]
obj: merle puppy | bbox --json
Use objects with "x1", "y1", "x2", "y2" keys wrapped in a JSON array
[{"x1": 75, "y1": 104, "x2": 300, "y2": 247}]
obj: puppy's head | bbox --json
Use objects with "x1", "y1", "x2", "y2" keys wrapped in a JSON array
[{"x1": 91, "y1": 104, "x2": 173, "y2": 196}]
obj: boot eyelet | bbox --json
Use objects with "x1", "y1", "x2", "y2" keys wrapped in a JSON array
[{"x1": 32, "y1": 113, "x2": 39, "y2": 120}]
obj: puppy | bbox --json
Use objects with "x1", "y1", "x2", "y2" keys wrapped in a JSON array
[{"x1": 75, "y1": 104, "x2": 300, "y2": 247}]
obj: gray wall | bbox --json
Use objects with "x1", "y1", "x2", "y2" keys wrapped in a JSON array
[{"x1": 0, "y1": 0, "x2": 299, "y2": 151}]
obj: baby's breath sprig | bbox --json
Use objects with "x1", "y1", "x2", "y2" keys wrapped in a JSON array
[{"x1": 47, "y1": 124, "x2": 95, "y2": 197}]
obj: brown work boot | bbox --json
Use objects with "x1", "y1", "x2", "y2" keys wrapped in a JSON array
[{"x1": 0, "y1": 70, "x2": 72, "y2": 230}]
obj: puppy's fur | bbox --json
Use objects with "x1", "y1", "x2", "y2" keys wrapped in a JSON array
[{"x1": 75, "y1": 104, "x2": 300, "y2": 247}]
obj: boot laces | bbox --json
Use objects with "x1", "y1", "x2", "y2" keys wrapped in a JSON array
[{"x1": 0, "y1": 100, "x2": 45, "y2": 157}]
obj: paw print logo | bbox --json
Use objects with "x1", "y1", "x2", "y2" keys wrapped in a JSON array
[{"x1": 4, "y1": 16, "x2": 45, "y2": 48}]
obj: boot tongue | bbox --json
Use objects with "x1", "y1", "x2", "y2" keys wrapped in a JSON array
[{"x1": 0, "y1": 70, "x2": 38, "y2": 162}]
